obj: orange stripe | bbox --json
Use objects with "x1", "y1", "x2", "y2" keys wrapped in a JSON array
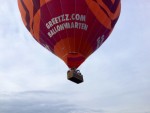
[
  {"x1": 27, "y1": 1, "x2": 34, "y2": 35},
  {"x1": 18, "y1": 0, "x2": 35, "y2": 36},
  {"x1": 53, "y1": 36, "x2": 88, "y2": 64},
  {"x1": 86, "y1": 0, "x2": 111, "y2": 29},
  {"x1": 23, "y1": 0, "x2": 35, "y2": 35},
  {"x1": 32, "y1": 10, "x2": 41, "y2": 42},
  {"x1": 81, "y1": 41, "x2": 93, "y2": 58},
  {"x1": 40, "y1": 0, "x2": 46, "y2": 6},
  {"x1": 86, "y1": 0, "x2": 121, "y2": 29},
  {"x1": 97, "y1": 0, "x2": 121, "y2": 20},
  {"x1": 18, "y1": 0, "x2": 28, "y2": 28},
  {"x1": 54, "y1": 37, "x2": 71, "y2": 60},
  {"x1": 113, "y1": 2, "x2": 121, "y2": 21},
  {"x1": 40, "y1": 0, "x2": 52, "y2": 7},
  {"x1": 62, "y1": 37, "x2": 71, "y2": 55},
  {"x1": 111, "y1": 0, "x2": 115, "y2": 4}
]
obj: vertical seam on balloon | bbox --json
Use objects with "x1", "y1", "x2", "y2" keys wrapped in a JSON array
[
  {"x1": 74, "y1": 0, "x2": 76, "y2": 53},
  {"x1": 53, "y1": 0, "x2": 68, "y2": 56},
  {"x1": 59, "y1": 0, "x2": 71, "y2": 53},
  {"x1": 74, "y1": 0, "x2": 78, "y2": 67},
  {"x1": 77, "y1": 3, "x2": 89, "y2": 55},
  {"x1": 54, "y1": 3, "x2": 65, "y2": 53},
  {"x1": 81, "y1": 16, "x2": 97, "y2": 56},
  {"x1": 42, "y1": 0, "x2": 62, "y2": 53}
]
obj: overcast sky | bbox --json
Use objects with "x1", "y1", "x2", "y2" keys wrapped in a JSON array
[{"x1": 0, "y1": 0, "x2": 150, "y2": 113}]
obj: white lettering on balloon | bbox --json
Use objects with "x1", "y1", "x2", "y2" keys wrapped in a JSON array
[
  {"x1": 97, "y1": 35, "x2": 105, "y2": 49},
  {"x1": 46, "y1": 14, "x2": 88, "y2": 38}
]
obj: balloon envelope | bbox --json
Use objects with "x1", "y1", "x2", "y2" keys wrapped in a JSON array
[{"x1": 18, "y1": 0, "x2": 121, "y2": 68}]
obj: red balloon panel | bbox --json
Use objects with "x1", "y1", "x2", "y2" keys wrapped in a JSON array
[{"x1": 18, "y1": 0, "x2": 121, "y2": 68}]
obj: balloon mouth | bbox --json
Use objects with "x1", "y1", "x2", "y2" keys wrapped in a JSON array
[{"x1": 63, "y1": 52, "x2": 85, "y2": 69}]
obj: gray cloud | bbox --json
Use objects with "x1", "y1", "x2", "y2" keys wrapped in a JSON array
[{"x1": 0, "y1": 91, "x2": 103, "y2": 113}]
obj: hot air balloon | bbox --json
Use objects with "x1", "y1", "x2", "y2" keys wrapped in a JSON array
[{"x1": 18, "y1": 0, "x2": 121, "y2": 84}]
